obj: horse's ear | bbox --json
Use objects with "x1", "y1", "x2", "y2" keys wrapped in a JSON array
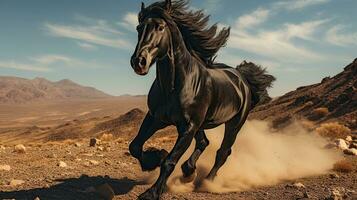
[
  {"x1": 141, "y1": 2, "x2": 145, "y2": 11},
  {"x1": 165, "y1": 0, "x2": 172, "y2": 11}
]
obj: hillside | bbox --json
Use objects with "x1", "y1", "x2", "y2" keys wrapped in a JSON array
[
  {"x1": 250, "y1": 58, "x2": 357, "y2": 131},
  {"x1": 0, "y1": 76, "x2": 111, "y2": 103}
]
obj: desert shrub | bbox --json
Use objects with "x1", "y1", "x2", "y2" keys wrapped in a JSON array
[
  {"x1": 100, "y1": 133, "x2": 114, "y2": 142},
  {"x1": 309, "y1": 107, "x2": 329, "y2": 120},
  {"x1": 315, "y1": 122, "x2": 351, "y2": 139},
  {"x1": 333, "y1": 160, "x2": 353, "y2": 173}
]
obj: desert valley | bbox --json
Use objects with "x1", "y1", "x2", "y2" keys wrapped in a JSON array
[{"x1": 0, "y1": 59, "x2": 356, "y2": 200}]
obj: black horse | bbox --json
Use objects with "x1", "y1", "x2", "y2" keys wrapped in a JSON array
[{"x1": 129, "y1": 0, "x2": 275, "y2": 199}]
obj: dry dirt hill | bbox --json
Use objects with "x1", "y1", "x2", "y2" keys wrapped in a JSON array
[
  {"x1": 250, "y1": 58, "x2": 357, "y2": 132},
  {"x1": 0, "y1": 76, "x2": 111, "y2": 103}
]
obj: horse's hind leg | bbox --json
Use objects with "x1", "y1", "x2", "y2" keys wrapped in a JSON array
[
  {"x1": 181, "y1": 130, "x2": 209, "y2": 182},
  {"x1": 206, "y1": 112, "x2": 248, "y2": 181}
]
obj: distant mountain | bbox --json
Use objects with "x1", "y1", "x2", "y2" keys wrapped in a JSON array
[
  {"x1": 0, "y1": 76, "x2": 112, "y2": 103},
  {"x1": 250, "y1": 58, "x2": 357, "y2": 131}
]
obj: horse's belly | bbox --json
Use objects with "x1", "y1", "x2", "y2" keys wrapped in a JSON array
[{"x1": 203, "y1": 100, "x2": 241, "y2": 128}]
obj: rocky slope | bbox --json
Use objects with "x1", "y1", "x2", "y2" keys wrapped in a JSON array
[
  {"x1": 250, "y1": 58, "x2": 357, "y2": 131},
  {"x1": 0, "y1": 76, "x2": 111, "y2": 103}
]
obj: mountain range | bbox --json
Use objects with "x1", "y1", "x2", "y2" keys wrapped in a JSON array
[{"x1": 0, "y1": 76, "x2": 111, "y2": 103}]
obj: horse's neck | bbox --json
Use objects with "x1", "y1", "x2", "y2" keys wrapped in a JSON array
[{"x1": 156, "y1": 30, "x2": 193, "y2": 96}]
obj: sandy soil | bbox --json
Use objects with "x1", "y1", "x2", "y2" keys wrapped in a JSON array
[{"x1": 0, "y1": 137, "x2": 356, "y2": 200}]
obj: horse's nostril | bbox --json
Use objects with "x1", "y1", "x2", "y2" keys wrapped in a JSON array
[{"x1": 139, "y1": 57, "x2": 147, "y2": 67}]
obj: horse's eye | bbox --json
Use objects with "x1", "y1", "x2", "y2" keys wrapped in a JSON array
[{"x1": 158, "y1": 25, "x2": 165, "y2": 32}]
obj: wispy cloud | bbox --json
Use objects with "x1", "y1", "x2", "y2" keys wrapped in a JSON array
[
  {"x1": 118, "y1": 12, "x2": 138, "y2": 32},
  {"x1": 229, "y1": 6, "x2": 327, "y2": 63},
  {"x1": 30, "y1": 54, "x2": 72, "y2": 65},
  {"x1": 235, "y1": 8, "x2": 270, "y2": 29},
  {"x1": 326, "y1": 25, "x2": 357, "y2": 46},
  {"x1": 77, "y1": 42, "x2": 97, "y2": 50},
  {"x1": 0, "y1": 54, "x2": 104, "y2": 72},
  {"x1": 273, "y1": 0, "x2": 330, "y2": 10},
  {"x1": 0, "y1": 61, "x2": 50, "y2": 72},
  {"x1": 44, "y1": 16, "x2": 130, "y2": 49}
]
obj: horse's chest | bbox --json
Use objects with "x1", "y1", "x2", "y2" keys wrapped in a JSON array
[{"x1": 148, "y1": 93, "x2": 181, "y2": 124}]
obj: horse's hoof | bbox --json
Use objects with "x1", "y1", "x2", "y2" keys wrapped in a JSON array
[
  {"x1": 181, "y1": 160, "x2": 196, "y2": 177},
  {"x1": 138, "y1": 189, "x2": 159, "y2": 200},
  {"x1": 140, "y1": 148, "x2": 168, "y2": 171},
  {"x1": 180, "y1": 171, "x2": 197, "y2": 183}
]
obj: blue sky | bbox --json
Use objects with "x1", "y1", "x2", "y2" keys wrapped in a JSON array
[{"x1": 0, "y1": 0, "x2": 356, "y2": 96}]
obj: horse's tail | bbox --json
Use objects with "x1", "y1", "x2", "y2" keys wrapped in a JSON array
[{"x1": 236, "y1": 61, "x2": 276, "y2": 107}]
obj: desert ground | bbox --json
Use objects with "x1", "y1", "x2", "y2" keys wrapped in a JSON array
[{"x1": 0, "y1": 97, "x2": 356, "y2": 200}]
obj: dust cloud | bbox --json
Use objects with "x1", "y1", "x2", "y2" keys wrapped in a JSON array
[{"x1": 141, "y1": 120, "x2": 341, "y2": 193}]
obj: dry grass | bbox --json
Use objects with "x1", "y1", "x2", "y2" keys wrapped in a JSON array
[
  {"x1": 333, "y1": 160, "x2": 354, "y2": 173},
  {"x1": 309, "y1": 107, "x2": 329, "y2": 120},
  {"x1": 315, "y1": 122, "x2": 352, "y2": 139}
]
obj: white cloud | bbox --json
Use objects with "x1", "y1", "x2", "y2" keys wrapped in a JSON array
[
  {"x1": 118, "y1": 12, "x2": 138, "y2": 31},
  {"x1": 0, "y1": 61, "x2": 50, "y2": 72},
  {"x1": 236, "y1": 8, "x2": 270, "y2": 29},
  {"x1": 284, "y1": 20, "x2": 328, "y2": 41},
  {"x1": 229, "y1": 15, "x2": 327, "y2": 63},
  {"x1": 274, "y1": 0, "x2": 330, "y2": 10},
  {"x1": 326, "y1": 25, "x2": 357, "y2": 46},
  {"x1": 44, "y1": 20, "x2": 130, "y2": 49},
  {"x1": 30, "y1": 54, "x2": 72, "y2": 65},
  {"x1": 0, "y1": 54, "x2": 105, "y2": 72},
  {"x1": 77, "y1": 42, "x2": 97, "y2": 50}
]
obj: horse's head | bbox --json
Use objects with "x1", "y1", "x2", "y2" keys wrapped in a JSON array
[{"x1": 130, "y1": 0, "x2": 173, "y2": 76}]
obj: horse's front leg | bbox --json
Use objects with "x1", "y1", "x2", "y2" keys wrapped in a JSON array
[
  {"x1": 129, "y1": 112, "x2": 168, "y2": 171},
  {"x1": 138, "y1": 122, "x2": 198, "y2": 200}
]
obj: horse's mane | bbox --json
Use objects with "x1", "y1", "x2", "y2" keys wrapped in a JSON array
[{"x1": 141, "y1": 0, "x2": 230, "y2": 64}]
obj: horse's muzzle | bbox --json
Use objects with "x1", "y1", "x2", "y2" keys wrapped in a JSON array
[{"x1": 131, "y1": 56, "x2": 148, "y2": 76}]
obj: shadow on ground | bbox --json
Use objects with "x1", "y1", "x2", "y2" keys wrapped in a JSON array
[{"x1": 0, "y1": 175, "x2": 144, "y2": 200}]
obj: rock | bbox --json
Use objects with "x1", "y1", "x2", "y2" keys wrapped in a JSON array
[
  {"x1": 97, "y1": 146, "x2": 104, "y2": 151},
  {"x1": 0, "y1": 145, "x2": 5, "y2": 150},
  {"x1": 89, "y1": 138, "x2": 100, "y2": 147},
  {"x1": 287, "y1": 182, "x2": 305, "y2": 189},
  {"x1": 9, "y1": 179, "x2": 25, "y2": 186},
  {"x1": 346, "y1": 136, "x2": 353, "y2": 142},
  {"x1": 95, "y1": 183, "x2": 115, "y2": 200},
  {"x1": 58, "y1": 161, "x2": 68, "y2": 168},
  {"x1": 329, "y1": 173, "x2": 340, "y2": 179},
  {"x1": 328, "y1": 187, "x2": 345, "y2": 200},
  {"x1": 0, "y1": 164, "x2": 11, "y2": 171},
  {"x1": 293, "y1": 182, "x2": 306, "y2": 189},
  {"x1": 335, "y1": 139, "x2": 348, "y2": 150},
  {"x1": 343, "y1": 148, "x2": 357, "y2": 156},
  {"x1": 89, "y1": 160, "x2": 99, "y2": 165},
  {"x1": 14, "y1": 144, "x2": 26, "y2": 153},
  {"x1": 34, "y1": 197, "x2": 40, "y2": 200},
  {"x1": 74, "y1": 142, "x2": 82, "y2": 147}
]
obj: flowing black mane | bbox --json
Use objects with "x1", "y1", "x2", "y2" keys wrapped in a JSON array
[{"x1": 140, "y1": 0, "x2": 230, "y2": 64}]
